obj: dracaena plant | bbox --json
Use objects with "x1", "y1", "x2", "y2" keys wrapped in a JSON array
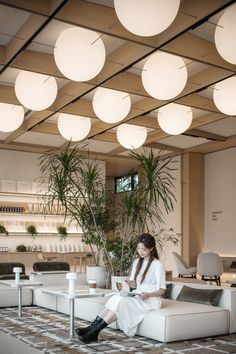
[
  {"x1": 39, "y1": 143, "x2": 115, "y2": 276},
  {"x1": 109, "y1": 148, "x2": 179, "y2": 276}
]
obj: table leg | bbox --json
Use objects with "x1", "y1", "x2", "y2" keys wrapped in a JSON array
[
  {"x1": 69, "y1": 298, "x2": 75, "y2": 339},
  {"x1": 18, "y1": 286, "x2": 22, "y2": 317}
]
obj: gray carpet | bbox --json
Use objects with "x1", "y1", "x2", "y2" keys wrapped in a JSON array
[{"x1": 0, "y1": 306, "x2": 235, "y2": 353}]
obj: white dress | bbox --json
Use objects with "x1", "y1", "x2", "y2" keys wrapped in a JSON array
[{"x1": 105, "y1": 258, "x2": 166, "y2": 337}]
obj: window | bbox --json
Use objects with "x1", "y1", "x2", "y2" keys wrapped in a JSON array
[{"x1": 115, "y1": 173, "x2": 138, "y2": 193}]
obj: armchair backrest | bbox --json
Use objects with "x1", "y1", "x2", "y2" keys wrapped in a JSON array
[
  {"x1": 197, "y1": 252, "x2": 223, "y2": 276},
  {"x1": 172, "y1": 252, "x2": 190, "y2": 274}
]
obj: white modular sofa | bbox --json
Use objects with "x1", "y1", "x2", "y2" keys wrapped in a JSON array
[{"x1": 29, "y1": 272, "x2": 236, "y2": 343}]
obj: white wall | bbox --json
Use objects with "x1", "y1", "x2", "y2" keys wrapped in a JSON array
[{"x1": 205, "y1": 147, "x2": 236, "y2": 256}]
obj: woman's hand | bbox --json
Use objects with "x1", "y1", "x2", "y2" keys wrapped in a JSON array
[
  {"x1": 125, "y1": 279, "x2": 136, "y2": 288},
  {"x1": 140, "y1": 292, "x2": 150, "y2": 301}
]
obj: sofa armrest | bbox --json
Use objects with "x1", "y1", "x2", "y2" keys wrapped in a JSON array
[{"x1": 30, "y1": 272, "x2": 87, "y2": 287}]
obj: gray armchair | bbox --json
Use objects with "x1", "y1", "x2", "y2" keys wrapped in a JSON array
[
  {"x1": 197, "y1": 252, "x2": 223, "y2": 286},
  {"x1": 172, "y1": 252, "x2": 197, "y2": 278}
]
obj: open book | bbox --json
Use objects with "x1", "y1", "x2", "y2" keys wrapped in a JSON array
[{"x1": 105, "y1": 290, "x2": 141, "y2": 298}]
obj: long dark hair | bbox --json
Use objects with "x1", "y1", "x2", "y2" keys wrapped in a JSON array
[{"x1": 134, "y1": 233, "x2": 159, "y2": 284}]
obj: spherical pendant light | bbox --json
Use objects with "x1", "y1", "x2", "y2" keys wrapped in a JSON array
[
  {"x1": 157, "y1": 103, "x2": 192, "y2": 135},
  {"x1": 58, "y1": 113, "x2": 91, "y2": 141},
  {"x1": 93, "y1": 88, "x2": 131, "y2": 123},
  {"x1": 213, "y1": 76, "x2": 236, "y2": 115},
  {"x1": 0, "y1": 103, "x2": 24, "y2": 132},
  {"x1": 117, "y1": 124, "x2": 147, "y2": 149},
  {"x1": 15, "y1": 71, "x2": 57, "y2": 111},
  {"x1": 54, "y1": 27, "x2": 106, "y2": 82},
  {"x1": 142, "y1": 52, "x2": 187, "y2": 100},
  {"x1": 215, "y1": 4, "x2": 236, "y2": 65},
  {"x1": 114, "y1": 0, "x2": 180, "y2": 37}
]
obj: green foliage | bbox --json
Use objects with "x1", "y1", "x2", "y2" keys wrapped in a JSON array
[
  {"x1": 112, "y1": 148, "x2": 179, "y2": 275},
  {"x1": 106, "y1": 234, "x2": 137, "y2": 276},
  {"x1": 16, "y1": 244, "x2": 27, "y2": 252},
  {"x1": 57, "y1": 225, "x2": 68, "y2": 240},
  {"x1": 39, "y1": 143, "x2": 116, "y2": 272},
  {"x1": 0, "y1": 224, "x2": 8, "y2": 235},
  {"x1": 26, "y1": 225, "x2": 38, "y2": 239}
]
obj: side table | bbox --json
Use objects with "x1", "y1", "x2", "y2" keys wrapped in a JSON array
[
  {"x1": 0, "y1": 279, "x2": 42, "y2": 317},
  {"x1": 42, "y1": 288, "x2": 104, "y2": 339}
]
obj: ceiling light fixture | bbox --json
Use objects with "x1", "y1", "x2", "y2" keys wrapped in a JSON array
[
  {"x1": 0, "y1": 103, "x2": 24, "y2": 132},
  {"x1": 213, "y1": 76, "x2": 236, "y2": 115},
  {"x1": 93, "y1": 88, "x2": 131, "y2": 123},
  {"x1": 157, "y1": 103, "x2": 192, "y2": 135},
  {"x1": 15, "y1": 71, "x2": 57, "y2": 111},
  {"x1": 117, "y1": 124, "x2": 147, "y2": 149},
  {"x1": 114, "y1": 0, "x2": 180, "y2": 37},
  {"x1": 54, "y1": 27, "x2": 106, "y2": 81},
  {"x1": 58, "y1": 113, "x2": 91, "y2": 141},
  {"x1": 142, "y1": 52, "x2": 188, "y2": 100},
  {"x1": 215, "y1": 4, "x2": 236, "y2": 65}
]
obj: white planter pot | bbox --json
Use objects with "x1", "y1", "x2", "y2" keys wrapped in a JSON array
[
  {"x1": 86, "y1": 265, "x2": 106, "y2": 288},
  {"x1": 111, "y1": 275, "x2": 129, "y2": 291}
]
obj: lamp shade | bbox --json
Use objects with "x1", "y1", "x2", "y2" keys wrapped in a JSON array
[
  {"x1": 93, "y1": 88, "x2": 131, "y2": 123},
  {"x1": 117, "y1": 124, "x2": 147, "y2": 149},
  {"x1": 213, "y1": 76, "x2": 236, "y2": 115},
  {"x1": 0, "y1": 103, "x2": 24, "y2": 132},
  {"x1": 157, "y1": 103, "x2": 192, "y2": 135},
  {"x1": 15, "y1": 71, "x2": 57, "y2": 111},
  {"x1": 215, "y1": 5, "x2": 236, "y2": 65},
  {"x1": 54, "y1": 27, "x2": 106, "y2": 81},
  {"x1": 114, "y1": 0, "x2": 180, "y2": 37},
  {"x1": 58, "y1": 113, "x2": 91, "y2": 141},
  {"x1": 142, "y1": 52, "x2": 187, "y2": 100}
]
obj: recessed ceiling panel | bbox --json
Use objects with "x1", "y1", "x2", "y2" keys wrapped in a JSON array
[
  {"x1": 159, "y1": 135, "x2": 209, "y2": 149},
  {"x1": 14, "y1": 132, "x2": 65, "y2": 147}
]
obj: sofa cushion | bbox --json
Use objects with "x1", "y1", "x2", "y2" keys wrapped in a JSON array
[
  {"x1": 162, "y1": 283, "x2": 173, "y2": 299},
  {"x1": 137, "y1": 299, "x2": 229, "y2": 342},
  {"x1": 33, "y1": 262, "x2": 70, "y2": 272},
  {"x1": 176, "y1": 285, "x2": 223, "y2": 306},
  {"x1": 0, "y1": 262, "x2": 27, "y2": 276}
]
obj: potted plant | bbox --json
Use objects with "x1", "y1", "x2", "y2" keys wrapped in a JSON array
[
  {"x1": 16, "y1": 244, "x2": 27, "y2": 252},
  {"x1": 57, "y1": 225, "x2": 68, "y2": 240},
  {"x1": 0, "y1": 224, "x2": 8, "y2": 236},
  {"x1": 108, "y1": 148, "x2": 179, "y2": 281},
  {"x1": 26, "y1": 224, "x2": 38, "y2": 240},
  {"x1": 39, "y1": 143, "x2": 115, "y2": 287}
]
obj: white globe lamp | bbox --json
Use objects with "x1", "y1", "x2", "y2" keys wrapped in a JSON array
[
  {"x1": 93, "y1": 88, "x2": 131, "y2": 123},
  {"x1": 213, "y1": 76, "x2": 236, "y2": 115},
  {"x1": 142, "y1": 52, "x2": 187, "y2": 100},
  {"x1": 117, "y1": 124, "x2": 147, "y2": 149},
  {"x1": 0, "y1": 103, "x2": 24, "y2": 132},
  {"x1": 215, "y1": 5, "x2": 236, "y2": 65},
  {"x1": 58, "y1": 113, "x2": 91, "y2": 141},
  {"x1": 157, "y1": 103, "x2": 192, "y2": 135},
  {"x1": 15, "y1": 71, "x2": 57, "y2": 111},
  {"x1": 54, "y1": 27, "x2": 106, "y2": 81},
  {"x1": 114, "y1": 0, "x2": 180, "y2": 37}
]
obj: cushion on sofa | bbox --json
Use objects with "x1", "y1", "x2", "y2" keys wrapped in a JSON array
[
  {"x1": 176, "y1": 285, "x2": 223, "y2": 306},
  {"x1": 0, "y1": 262, "x2": 29, "y2": 280},
  {"x1": 162, "y1": 283, "x2": 173, "y2": 299},
  {"x1": 33, "y1": 262, "x2": 70, "y2": 272}
]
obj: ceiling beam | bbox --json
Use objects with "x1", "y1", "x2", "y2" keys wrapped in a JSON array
[{"x1": 183, "y1": 128, "x2": 226, "y2": 141}]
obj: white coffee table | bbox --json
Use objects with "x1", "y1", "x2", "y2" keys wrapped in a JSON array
[
  {"x1": 0, "y1": 279, "x2": 43, "y2": 317},
  {"x1": 42, "y1": 288, "x2": 104, "y2": 339}
]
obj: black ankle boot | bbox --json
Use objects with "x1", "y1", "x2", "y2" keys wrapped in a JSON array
[
  {"x1": 79, "y1": 318, "x2": 108, "y2": 344},
  {"x1": 75, "y1": 316, "x2": 102, "y2": 336}
]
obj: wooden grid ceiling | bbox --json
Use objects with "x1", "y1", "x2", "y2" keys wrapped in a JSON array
[{"x1": 0, "y1": 0, "x2": 236, "y2": 171}]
